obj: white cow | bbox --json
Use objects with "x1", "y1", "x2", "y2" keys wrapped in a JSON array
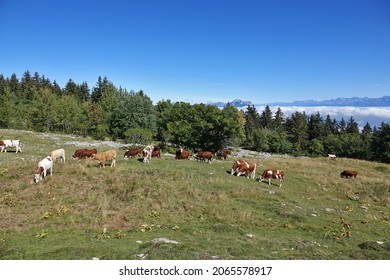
[
  {"x1": 50, "y1": 148, "x2": 66, "y2": 163},
  {"x1": 34, "y1": 156, "x2": 53, "y2": 183},
  {"x1": 328, "y1": 154, "x2": 337, "y2": 160},
  {"x1": 0, "y1": 140, "x2": 22, "y2": 153}
]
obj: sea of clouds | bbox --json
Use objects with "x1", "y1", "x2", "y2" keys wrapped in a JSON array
[{"x1": 258, "y1": 106, "x2": 390, "y2": 129}]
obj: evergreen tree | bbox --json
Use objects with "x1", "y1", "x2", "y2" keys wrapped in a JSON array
[
  {"x1": 91, "y1": 76, "x2": 111, "y2": 103},
  {"x1": 78, "y1": 81, "x2": 90, "y2": 101},
  {"x1": 360, "y1": 122, "x2": 373, "y2": 160},
  {"x1": 346, "y1": 116, "x2": 359, "y2": 134},
  {"x1": 21, "y1": 70, "x2": 35, "y2": 100},
  {"x1": 64, "y1": 79, "x2": 79, "y2": 97},
  {"x1": 371, "y1": 123, "x2": 390, "y2": 163},
  {"x1": 274, "y1": 107, "x2": 285, "y2": 131},
  {"x1": 244, "y1": 105, "x2": 261, "y2": 148},
  {"x1": 339, "y1": 118, "x2": 347, "y2": 134},
  {"x1": 8, "y1": 74, "x2": 21, "y2": 99},
  {"x1": 51, "y1": 80, "x2": 63, "y2": 97},
  {"x1": 324, "y1": 114, "x2": 338, "y2": 135},
  {"x1": 285, "y1": 111, "x2": 308, "y2": 154},
  {"x1": 308, "y1": 112, "x2": 324, "y2": 140},
  {"x1": 260, "y1": 105, "x2": 273, "y2": 129}
]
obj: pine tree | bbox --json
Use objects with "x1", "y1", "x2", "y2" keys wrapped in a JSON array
[
  {"x1": 260, "y1": 105, "x2": 273, "y2": 129},
  {"x1": 308, "y1": 112, "x2": 324, "y2": 140},
  {"x1": 285, "y1": 111, "x2": 308, "y2": 154},
  {"x1": 346, "y1": 116, "x2": 359, "y2": 134},
  {"x1": 274, "y1": 107, "x2": 285, "y2": 131}
]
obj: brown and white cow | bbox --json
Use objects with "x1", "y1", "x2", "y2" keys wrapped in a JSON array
[
  {"x1": 142, "y1": 145, "x2": 154, "y2": 163},
  {"x1": 91, "y1": 150, "x2": 117, "y2": 168},
  {"x1": 231, "y1": 159, "x2": 247, "y2": 175},
  {"x1": 259, "y1": 169, "x2": 284, "y2": 187},
  {"x1": 194, "y1": 151, "x2": 213, "y2": 163},
  {"x1": 34, "y1": 156, "x2": 53, "y2": 183},
  {"x1": 72, "y1": 148, "x2": 97, "y2": 159},
  {"x1": 0, "y1": 140, "x2": 22, "y2": 153},
  {"x1": 123, "y1": 148, "x2": 142, "y2": 159},
  {"x1": 340, "y1": 170, "x2": 357, "y2": 178},
  {"x1": 50, "y1": 148, "x2": 66, "y2": 163},
  {"x1": 236, "y1": 160, "x2": 257, "y2": 179},
  {"x1": 175, "y1": 148, "x2": 190, "y2": 160}
]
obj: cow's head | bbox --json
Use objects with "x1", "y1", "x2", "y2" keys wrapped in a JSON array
[{"x1": 34, "y1": 167, "x2": 44, "y2": 183}]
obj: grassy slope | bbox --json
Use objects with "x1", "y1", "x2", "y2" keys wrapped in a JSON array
[{"x1": 0, "y1": 129, "x2": 389, "y2": 260}]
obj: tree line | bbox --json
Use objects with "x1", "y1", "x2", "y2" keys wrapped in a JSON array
[{"x1": 0, "y1": 71, "x2": 389, "y2": 163}]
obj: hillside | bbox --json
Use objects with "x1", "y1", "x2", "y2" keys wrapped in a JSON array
[{"x1": 0, "y1": 129, "x2": 389, "y2": 260}]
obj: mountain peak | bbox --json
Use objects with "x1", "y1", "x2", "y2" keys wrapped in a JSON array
[{"x1": 214, "y1": 99, "x2": 252, "y2": 107}]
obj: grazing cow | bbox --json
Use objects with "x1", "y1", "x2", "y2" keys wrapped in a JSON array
[
  {"x1": 236, "y1": 160, "x2": 257, "y2": 179},
  {"x1": 34, "y1": 156, "x2": 53, "y2": 183},
  {"x1": 0, "y1": 140, "x2": 22, "y2": 153},
  {"x1": 123, "y1": 148, "x2": 142, "y2": 159},
  {"x1": 142, "y1": 145, "x2": 154, "y2": 163},
  {"x1": 91, "y1": 150, "x2": 117, "y2": 168},
  {"x1": 328, "y1": 154, "x2": 337, "y2": 160},
  {"x1": 72, "y1": 148, "x2": 97, "y2": 159},
  {"x1": 340, "y1": 170, "x2": 357, "y2": 178},
  {"x1": 50, "y1": 148, "x2": 65, "y2": 163},
  {"x1": 175, "y1": 149, "x2": 190, "y2": 160},
  {"x1": 231, "y1": 159, "x2": 247, "y2": 175},
  {"x1": 194, "y1": 151, "x2": 213, "y2": 163},
  {"x1": 259, "y1": 169, "x2": 284, "y2": 187}
]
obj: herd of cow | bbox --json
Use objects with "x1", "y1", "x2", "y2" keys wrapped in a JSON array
[{"x1": 0, "y1": 139, "x2": 358, "y2": 186}]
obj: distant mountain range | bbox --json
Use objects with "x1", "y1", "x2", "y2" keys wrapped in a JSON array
[
  {"x1": 211, "y1": 99, "x2": 253, "y2": 107},
  {"x1": 211, "y1": 96, "x2": 390, "y2": 107}
]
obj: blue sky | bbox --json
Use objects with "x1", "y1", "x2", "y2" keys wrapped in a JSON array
[{"x1": 1, "y1": 0, "x2": 389, "y2": 104}]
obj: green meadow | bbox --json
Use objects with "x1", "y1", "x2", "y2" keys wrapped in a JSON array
[{"x1": 0, "y1": 129, "x2": 389, "y2": 260}]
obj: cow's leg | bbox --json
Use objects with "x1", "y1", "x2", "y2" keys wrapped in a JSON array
[
  {"x1": 268, "y1": 178, "x2": 271, "y2": 186},
  {"x1": 279, "y1": 177, "x2": 282, "y2": 188}
]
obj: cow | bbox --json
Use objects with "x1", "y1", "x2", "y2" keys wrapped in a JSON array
[
  {"x1": 259, "y1": 169, "x2": 284, "y2": 187},
  {"x1": 328, "y1": 154, "x2": 337, "y2": 160},
  {"x1": 72, "y1": 148, "x2": 97, "y2": 159},
  {"x1": 91, "y1": 150, "x2": 117, "y2": 168},
  {"x1": 231, "y1": 159, "x2": 247, "y2": 175},
  {"x1": 123, "y1": 148, "x2": 142, "y2": 159},
  {"x1": 194, "y1": 151, "x2": 213, "y2": 163},
  {"x1": 0, "y1": 140, "x2": 22, "y2": 153},
  {"x1": 340, "y1": 170, "x2": 357, "y2": 178},
  {"x1": 50, "y1": 148, "x2": 65, "y2": 163},
  {"x1": 151, "y1": 149, "x2": 161, "y2": 158},
  {"x1": 217, "y1": 148, "x2": 232, "y2": 160},
  {"x1": 175, "y1": 148, "x2": 190, "y2": 160},
  {"x1": 236, "y1": 160, "x2": 257, "y2": 179},
  {"x1": 34, "y1": 156, "x2": 53, "y2": 183},
  {"x1": 142, "y1": 145, "x2": 154, "y2": 163}
]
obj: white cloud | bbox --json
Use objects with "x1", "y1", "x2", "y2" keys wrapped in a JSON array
[{"x1": 258, "y1": 106, "x2": 390, "y2": 128}]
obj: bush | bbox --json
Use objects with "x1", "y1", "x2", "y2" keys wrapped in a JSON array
[{"x1": 123, "y1": 128, "x2": 153, "y2": 145}]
